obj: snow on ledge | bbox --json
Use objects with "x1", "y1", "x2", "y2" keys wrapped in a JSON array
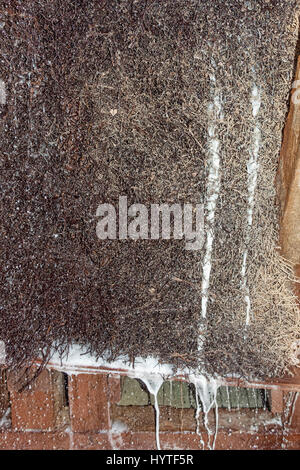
[{"x1": 47, "y1": 344, "x2": 186, "y2": 378}]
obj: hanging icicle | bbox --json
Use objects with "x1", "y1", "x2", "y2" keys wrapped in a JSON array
[{"x1": 190, "y1": 375, "x2": 220, "y2": 450}]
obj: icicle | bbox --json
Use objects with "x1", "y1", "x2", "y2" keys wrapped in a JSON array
[
  {"x1": 282, "y1": 391, "x2": 295, "y2": 449},
  {"x1": 0, "y1": 407, "x2": 10, "y2": 428},
  {"x1": 241, "y1": 83, "x2": 261, "y2": 325},
  {"x1": 226, "y1": 385, "x2": 231, "y2": 411},
  {"x1": 194, "y1": 384, "x2": 205, "y2": 449},
  {"x1": 212, "y1": 399, "x2": 219, "y2": 450},
  {"x1": 139, "y1": 373, "x2": 164, "y2": 450},
  {"x1": 190, "y1": 375, "x2": 220, "y2": 450},
  {"x1": 110, "y1": 420, "x2": 128, "y2": 450},
  {"x1": 235, "y1": 386, "x2": 240, "y2": 411},
  {"x1": 288, "y1": 392, "x2": 299, "y2": 427},
  {"x1": 65, "y1": 426, "x2": 74, "y2": 449},
  {"x1": 263, "y1": 389, "x2": 267, "y2": 411},
  {"x1": 253, "y1": 388, "x2": 258, "y2": 411},
  {"x1": 68, "y1": 377, "x2": 76, "y2": 450},
  {"x1": 201, "y1": 74, "x2": 223, "y2": 320}
]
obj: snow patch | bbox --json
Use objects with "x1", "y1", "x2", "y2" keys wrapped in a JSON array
[
  {"x1": 49, "y1": 344, "x2": 176, "y2": 377},
  {"x1": 111, "y1": 420, "x2": 128, "y2": 434}
]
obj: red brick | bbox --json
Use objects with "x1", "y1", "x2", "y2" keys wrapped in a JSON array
[
  {"x1": 2, "y1": 368, "x2": 298, "y2": 450},
  {"x1": 115, "y1": 431, "x2": 156, "y2": 450},
  {"x1": 69, "y1": 374, "x2": 109, "y2": 432},
  {"x1": 116, "y1": 430, "x2": 283, "y2": 450},
  {"x1": 270, "y1": 389, "x2": 284, "y2": 414},
  {"x1": 160, "y1": 432, "x2": 203, "y2": 450},
  {"x1": 70, "y1": 431, "x2": 284, "y2": 451},
  {"x1": 108, "y1": 375, "x2": 121, "y2": 403},
  {"x1": 72, "y1": 432, "x2": 112, "y2": 450},
  {"x1": 0, "y1": 431, "x2": 70, "y2": 450},
  {"x1": 7, "y1": 368, "x2": 66, "y2": 431},
  {"x1": 283, "y1": 434, "x2": 300, "y2": 450},
  {"x1": 0, "y1": 428, "x2": 295, "y2": 450},
  {"x1": 214, "y1": 431, "x2": 283, "y2": 450}
]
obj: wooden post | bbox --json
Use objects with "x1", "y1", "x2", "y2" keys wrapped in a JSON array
[{"x1": 278, "y1": 55, "x2": 300, "y2": 265}]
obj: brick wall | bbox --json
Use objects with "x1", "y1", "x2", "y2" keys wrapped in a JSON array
[{"x1": 0, "y1": 366, "x2": 299, "y2": 450}]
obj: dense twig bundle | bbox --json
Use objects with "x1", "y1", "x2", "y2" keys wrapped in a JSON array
[{"x1": 0, "y1": 0, "x2": 299, "y2": 380}]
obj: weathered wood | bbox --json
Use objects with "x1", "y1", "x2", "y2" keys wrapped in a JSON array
[
  {"x1": 278, "y1": 55, "x2": 300, "y2": 264},
  {"x1": 41, "y1": 359, "x2": 300, "y2": 392}
]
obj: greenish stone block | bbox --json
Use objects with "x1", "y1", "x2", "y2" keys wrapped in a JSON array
[
  {"x1": 118, "y1": 377, "x2": 150, "y2": 406},
  {"x1": 118, "y1": 378, "x2": 196, "y2": 408},
  {"x1": 118, "y1": 377, "x2": 269, "y2": 410}
]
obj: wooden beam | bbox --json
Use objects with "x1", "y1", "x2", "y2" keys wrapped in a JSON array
[
  {"x1": 38, "y1": 359, "x2": 300, "y2": 392},
  {"x1": 278, "y1": 55, "x2": 300, "y2": 264}
]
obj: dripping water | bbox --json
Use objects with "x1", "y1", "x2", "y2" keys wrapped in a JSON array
[
  {"x1": 138, "y1": 373, "x2": 164, "y2": 450},
  {"x1": 190, "y1": 375, "x2": 220, "y2": 450}
]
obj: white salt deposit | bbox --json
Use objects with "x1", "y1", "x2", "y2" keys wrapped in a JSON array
[
  {"x1": 49, "y1": 344, "x2": 224, "y2": 450},
  {"x1": 190, "y1": 375, "x2": 220, "y2": 450},
  {"x1": 0, "y1": 79, "x2": 6, "y2": 105},
  {"x1": 138, "y1": 373, "x2": 164, "y2": 450},
  {"x1": 50, "y1": 345, "x2": 167, "y2": 450},
  {"x1": 111, "y1": 420, "x2": 128, "y2": 434},
  {"x1": 194, "y1": 383, "x2": 205, "y2": 449},
  {"x1": 241, "y1": 84, "x2": 261, "y2": 325},
  {"x1": 49, "y1": 344, "x2": 176, "y2": 377},
  {"x1": 201, "y1": 76, "x2": 223, "y2": 319},
  {"x1": 0, "y1": 341, "x2": 6, "y2": 364},
  {"x1": 109, "y1": 420, "x2": 128, "y2": 450}
]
